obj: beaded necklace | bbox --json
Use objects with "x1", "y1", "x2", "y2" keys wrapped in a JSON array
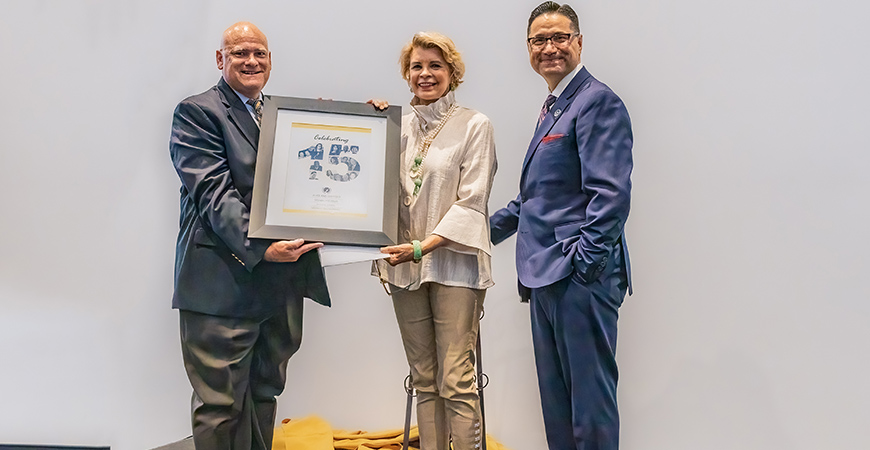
[{"x1": 409, "y1": 102, "x2": 459, "y2": 196}]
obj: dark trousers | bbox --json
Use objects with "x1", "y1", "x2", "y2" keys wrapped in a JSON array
[
  {"x1": 179, "y1": 297, "x2": 303, "y2": 450},
  {"x1": 530, "y1": 266, "x2": 627, "y2": 450}
]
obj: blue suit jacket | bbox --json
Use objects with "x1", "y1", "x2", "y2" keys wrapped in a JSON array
[
  {"x1": 490, "y1": 67, "x2": 633, "y2": 295},
  {"x1": 169, "y1": 78, "x2": 330, "y2": 318}
]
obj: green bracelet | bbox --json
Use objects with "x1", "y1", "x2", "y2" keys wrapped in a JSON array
[{"x1": 412, "y1": 240, "x2": 423, "y2": 263}]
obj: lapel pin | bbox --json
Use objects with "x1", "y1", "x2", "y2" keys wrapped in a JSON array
[{"x1": 553, "y1": 109, "x2": 562, "y2": 118}]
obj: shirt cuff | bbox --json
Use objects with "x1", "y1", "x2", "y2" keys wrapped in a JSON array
[{"x1": 432, "y1": 204, "x2": 492, "y2": 256}]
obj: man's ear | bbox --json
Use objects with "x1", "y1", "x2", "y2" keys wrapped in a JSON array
[{"x1": 216, "y1": 49, "x2": 224, "y2": 70}]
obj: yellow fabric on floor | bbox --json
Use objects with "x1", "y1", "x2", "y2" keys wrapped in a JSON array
[
  {"x1": 333, "y1": 425, "x2": 419, "y2": 450},
  {"x1": 272, "y1": 415, "x2": 511, "y2": 450},
  {"x1": 272, "y1": 416, "x2": 333, "y2": 450}
]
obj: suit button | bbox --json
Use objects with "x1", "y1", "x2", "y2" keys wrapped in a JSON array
[
  {"x1": 403, "y1": 196, "x2": 412, "y2": 206},
  {"x1": 403, "y1": 230, "x2": 411, "y2": 240}
]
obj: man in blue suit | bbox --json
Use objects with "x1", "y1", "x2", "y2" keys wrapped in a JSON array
[
  {"x1": 489, "y1": 3, "x2": 633, "y2": 449},
  {"x1": 169, "y1": 22, "x2": 329, "y2": 450}
]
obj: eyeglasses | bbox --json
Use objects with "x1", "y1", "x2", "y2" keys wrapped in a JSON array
[
  {"x1": 223, "y1": 48, "x2": 269, "y2": 60},
  {"x1": 374, "y1": 261, "x2": 419, "y2": 296},
  {"x1": 527, "y1": 32, "x2": 578, "y2": 49}
]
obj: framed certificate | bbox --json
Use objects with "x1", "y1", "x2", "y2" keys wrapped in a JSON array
[{"x1": 249, "y1": 96, "x2": 402, "y2": 246}]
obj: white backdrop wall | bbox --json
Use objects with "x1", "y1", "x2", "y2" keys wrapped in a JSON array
[{"x1": 1, "y1": 1, "x2": 868, "y2": 449}]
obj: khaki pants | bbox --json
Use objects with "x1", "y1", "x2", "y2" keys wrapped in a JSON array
[{"x1": 391, "y1": 282, "x2": 485, "y2": 450}]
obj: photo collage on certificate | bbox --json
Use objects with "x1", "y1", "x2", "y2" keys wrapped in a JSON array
[{"x1": 283, "y1": 122, "x2": 372, "y2": 217}]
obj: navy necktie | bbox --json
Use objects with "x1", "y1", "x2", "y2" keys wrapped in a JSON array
[{"x1": 538, "y1": 94, "x2": 557, "y2": 128}]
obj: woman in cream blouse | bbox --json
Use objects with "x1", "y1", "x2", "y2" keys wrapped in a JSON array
[{"x1": 373, "y1": 32, "x2": 497, "y2": 450}]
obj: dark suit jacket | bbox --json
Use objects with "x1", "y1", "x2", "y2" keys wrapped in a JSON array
[
  {"x1": 170, "y1": 78, "x2": 330, "y2": 318},
  {"x1": 490, "y1": 67, "x2": 633, "y2": 294}
]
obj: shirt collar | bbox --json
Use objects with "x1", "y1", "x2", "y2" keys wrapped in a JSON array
[
  {"x1": 410, "y1": 91, "x2": 457, "y2": 133},
  {"x1": 231, "y1": 88, "x2": 263, "y2": 107},
  {"x1": 549, "y1": 63, "x2": 583, "y2": 99},
  {"x1": 230, "y1": 88, "x2": 263, "y2": 123}
]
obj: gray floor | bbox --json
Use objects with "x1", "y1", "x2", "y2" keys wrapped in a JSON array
[{"x1": 150, "y1": 437, "x2": 194, "y2": 450}]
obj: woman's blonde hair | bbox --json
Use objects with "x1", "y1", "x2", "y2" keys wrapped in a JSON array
[{"x1": 399, "y1": 32, "x2": 465, "y2": 91}]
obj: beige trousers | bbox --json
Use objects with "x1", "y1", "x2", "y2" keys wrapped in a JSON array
[{"x1": 391, "y1": 282, "x2": 485, "y2": 450}]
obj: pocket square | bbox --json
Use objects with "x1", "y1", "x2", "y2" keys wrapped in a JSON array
[{"x1": 542, "y1": 134, "x2": 566, "y2": 143}]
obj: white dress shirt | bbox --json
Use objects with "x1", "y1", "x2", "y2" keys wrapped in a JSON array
[{"x1": 549, "y1": 63, "x2": 584, "y2": 98}]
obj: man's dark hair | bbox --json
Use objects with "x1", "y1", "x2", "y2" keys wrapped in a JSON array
[{"x1": 527, "y1": 2, "x2": 580, "y2": 35}]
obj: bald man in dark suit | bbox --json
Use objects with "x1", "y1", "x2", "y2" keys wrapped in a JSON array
[{"x1": 169, "y1": 22, "x2": 329, "y2": 450}]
